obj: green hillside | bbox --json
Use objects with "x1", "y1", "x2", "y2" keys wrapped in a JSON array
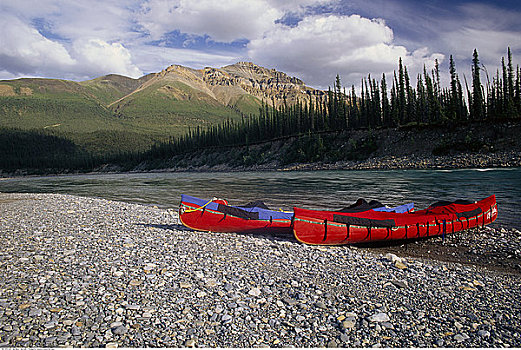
[
  {"x1": 79, "y1": 74, "x2": 146, "y2": 105},
  {"x1": 228, "y1": 94, "x2": 263, "y2": 116},
  {"x1": 108, "y1": 80, "x2": 247, "y2": 137},
  {"x1": 0, "y1": 93, "x2": 119, "y2": 132},
  {"x1": 0, "y1": 79, "x2": 145, "y2": 155},
  {"x1": 0, "y1": 77, "x2": 125, "y2": 131},
  {"x1": 0, "y1": 62, "x2": 318, "y2": 173},
  {"x1": 0, "y1": 75, "x2": 246, "y2": 157}
]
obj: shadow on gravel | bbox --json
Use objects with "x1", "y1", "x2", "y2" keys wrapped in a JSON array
[
  {"x1": 140, "y1": 222, "x2": 521, "y2": 276},
  {"x1": 353, "y1": 236, "x2": 436, "y2": 249},
  {"x1": 137, "y1": 223, "x2": 192, "y2": 231},
  {"x1": 141, "y1": 222, "x2": 299, "y2": 243},
  {"x1": 235, "y1": 231, "x2": 297, "y2": 243},
  {"x1": 363, "y1": 231, "x2": 521, "y2": 276}
]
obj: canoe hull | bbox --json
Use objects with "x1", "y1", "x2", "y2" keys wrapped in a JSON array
[
  {"x1": 179, "y1": 195, "x2": 293, "y2": 235},
  {"x1": 293, "y1": 195, "x2": 498, "y2": 245}
]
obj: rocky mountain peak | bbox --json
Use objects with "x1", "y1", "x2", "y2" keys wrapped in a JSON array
[
  {"x1": 201, "y1": 62, "x2": 323, "y2": 106},
  {"x1": 222, "y1": 62, "x2": 305, "y2": 86},
  {"x1": 112, "y1": 62, "x2": 325, "y2": 111}
]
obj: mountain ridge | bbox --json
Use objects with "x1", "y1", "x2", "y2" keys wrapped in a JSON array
[
  {"x1": 0, "y1": 62, "x2": 325, "y2": 155},
  {"x1": 106, "y1": 61, "x2": 324, "y2": 113},
  {"x1": 1, "y1": 61, "x2": 321, "y2": 110}
]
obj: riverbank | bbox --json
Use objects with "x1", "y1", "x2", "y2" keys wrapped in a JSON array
[
  {"x1": 135, "y1": 120, "x2": 521, "y2": 173},
  {"x1": 3, "y1": 150, "x2": 521, "y2": 177},
  {"x1": 157, "y1": 150, "x2": 521, "y2": 173},
  {"x1": 2, "y1": 121, "x2": 521, "y2": 177},
  {"x1": 1, "y1": 193, "x2": 520, "y2": 347}
]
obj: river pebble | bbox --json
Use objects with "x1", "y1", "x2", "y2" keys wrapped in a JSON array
[{"x1": 0, "y1": 192, "x2": 520, "y2": 347}]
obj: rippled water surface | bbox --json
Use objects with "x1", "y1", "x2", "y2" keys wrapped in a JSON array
[{"x1": 1, "y1": 168, "x2": 519, "y2": 228}]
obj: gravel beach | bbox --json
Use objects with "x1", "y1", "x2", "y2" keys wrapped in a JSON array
[{"x1": 1, "y1": 193, "x2": 520, "y2": 348}]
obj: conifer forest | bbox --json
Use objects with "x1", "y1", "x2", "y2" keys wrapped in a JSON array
[
  {"x1": 149, "y1": 48, "x2": 520, "y2": 158},
  {"x1": 1, "y1": 48, "x2": 520, "y2": 173}
]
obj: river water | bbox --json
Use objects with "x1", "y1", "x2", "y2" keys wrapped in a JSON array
[{"x1": 1, "y1": 168, "x2": 519, "y2": 228}]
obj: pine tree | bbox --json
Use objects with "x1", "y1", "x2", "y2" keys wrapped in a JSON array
[
  {"x1": 416, "y1": 73, "x2": 426, "y2": 124},
  {"x1": 372, "y1": 77, "x2": 381, "y2": 127},
  {"x1": 449, "y1": 55, "x2": 458, "y2": 121},
  {"x1": 505, "y1": 48, "x2": 517, "y2": 118},
  {"x1": 501, "y1": 57, "x2": 511, "y2": 118},
  {"x1": 342, "y1": 87, "x2": 348, "y2": 129},
  {"x1": 514, "y1": 66, "x2": 521, "y2": 117},
  {"x1": 309, "y1": 97, "x2": 315, "y2": 131},
  {"x1": 508, "y1": 48, "x2": 515, "y2": 101},
  {"x1": 364, "y1": 78, "x2": 371, "y2": 127},
  {"x1": 391, "y1": 73, "x2": 399, "y2": 127},
  {"x1": 423, "y1": 65, "x2": 438, "y2": 124},
  {"x1": 398, "y1": 58, "x2": 406, "y2": 125},
  {"x1": 434, "y1": 59, "x2": 441, "y2": 99},
  {"x1": 448, "y1": 55, "x2": 465, "y2": 122},
  {"x1": 471, "y1": 49, "x2": 485, "y2": 120},
  {"x1": 334, "y1": 74, "x2": 342, "y2": 129},
  {"x1": 381, "y1": 73, "x2": 391, "y2": 127},
  {"x1": 327, "y1": 86, "x2": 334, "y2": 130},
  {"x1": 405, "y1": 66, "x2": 416, "y2": 124},
  {"x1": 495, "y1": 69, "x2": 504, "y2": 119},
  {"x1": 350, "y1": 85, "x2": 359, "y2": 128},
  {"x1": 359, "y1": 79, "x2": 365, "y2": 128}
]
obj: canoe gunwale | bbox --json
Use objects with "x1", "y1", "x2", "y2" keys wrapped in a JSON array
[{"x1": 294, "y1": 203, "x2": 496, "y2": 230}]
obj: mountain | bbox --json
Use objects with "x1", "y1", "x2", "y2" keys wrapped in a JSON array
[
  {"x1": 106, "y1": 61, "x2": 324, "y2": 120},
  {"x1": 0, "y1": 62, "x2": 323, "y2": 156},
  {"x1": 80, "y1": 73, "x2": 151, "y2": 105},
  {"x1": 203, "y1": 62, "x2": 324, "y2": 109}
]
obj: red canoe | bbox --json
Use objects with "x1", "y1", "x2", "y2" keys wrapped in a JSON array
[
  {"x1": 293, "y1": 195, "x2": 498, "y2": 245},
  {"x1": 179, "y1": 194, "x2": 294, "y2": 235}
]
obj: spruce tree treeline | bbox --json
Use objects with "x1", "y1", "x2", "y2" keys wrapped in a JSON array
[{"x1": 148, "y1": 48, "x2": 520, "y2": 159}]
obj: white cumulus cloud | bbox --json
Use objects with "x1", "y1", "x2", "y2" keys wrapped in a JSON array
[
  {"x1": 0, "y1": 12, "x2": 143, "y2": 80},
  {"x1": 131, "y1": 45, "x2": 241, "y2": 73},
  {"x1": 248, "y1": 14, "x2": 444, "y2": 88},
  {"x1": 73, "y1": 39, "x2": 143, "y2": 78},
  {"x1": 0, "y1": 14, "x2": 76, "y2": 77},
  {"x1": 138, "y1": 0, "x2": 283, "y2": 43},
  {"x1": 0, "y1": 1, "x2": 144, "y2": 80},
  {"x1": 265, "y1": 0, "x2": 331, "y2": 12},
  {"x1": 1, "y1": 0, "x2": 465, "y2": 86}
]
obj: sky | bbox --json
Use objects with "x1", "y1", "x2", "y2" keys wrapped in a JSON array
[{"x1": 1, "y1": 0, "x2": 520, "y2": 89}]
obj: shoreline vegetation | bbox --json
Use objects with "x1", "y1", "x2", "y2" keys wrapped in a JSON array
[
  {"x1": 137, "y1": 120, "x2": 521, "y2": 173},
  {"x1": 2, "y1": 120, "x2": 521, "y2": 177},
  {"x1": 1, "y1": 48, "x2": 521, "y2": 176}
]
